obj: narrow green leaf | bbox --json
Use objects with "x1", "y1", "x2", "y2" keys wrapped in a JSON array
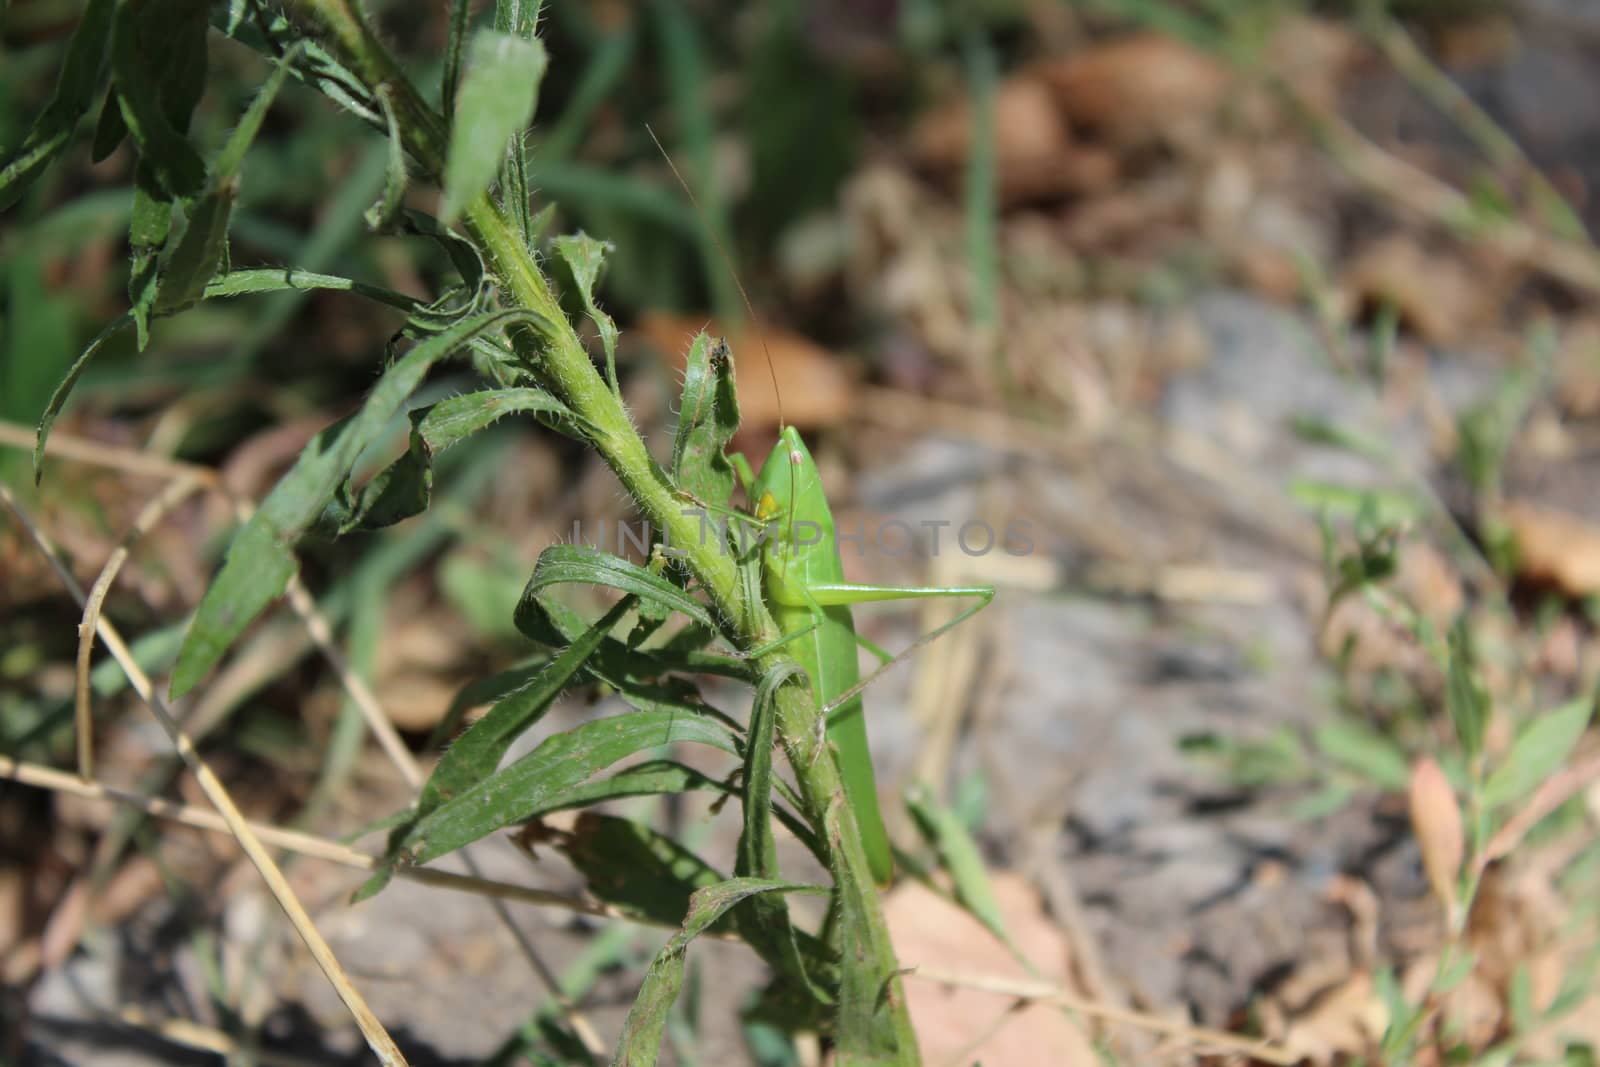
[
  {"x1": 211, "y1": 44, "x2": 301, "y2": 182},
  {"x1": 424, "y1": 656, "x2": 551, "y2": 751},
  {"x1": 201, "y1": 268, "x2": 418, "y2": 310},
  {"x1": 1447, "y1": 619, "x2": 1489, "y2": 760},
  {"x1": 1313, "y1": 719, "x2": 1411, "y2": 792},
  {"x1": 613, "y1": 878, "x2": 825, "y2": 1067},
  {"x1": 0, "y1": 0, "x2": 116, "y2": 209},
  {"x1": 90, "y1": 83, "x2": 127, "y2": 162},
  {"x1": 397, "y1": 710, "x2": 741, "y2": 866},
  {"x1": 735, "y1": 663, "x2": 826, "y2": 1001},
  {"x1": 153, "y1": 185, "x2": 234, "y2": 314},
  {"x1": 171, "y1": 310, "x2": 551, "y2": 697},
  {"x1": 415, "y1": 598, "x2": 635, "y2": 815},
  {"x1": 519, "y1": 544, "x2": 718, "y2": 630},
  {"x1": 441, "y1": 0, "x2": 473, "y2": 114},
  {"x1": 1483, "y1": 696, "x2": 1592, "y2": 810},
  {"x1": 551, "y1": 232, "x2": 620, "y2": 392},
  {"x1": 562, "y1": 812, "x2": 725, "y2": 928},
  {"x1": 493, "y1": 0, "x2": 543, "y2": 37},
  {"x1": 110, "y1": 0, "x2": 209, "y2": 198},
  {"x1": 442, "y1": 30, "x2": 549, "y2": 224},
  {"x1": 33, "y1": 312, "x2": 133, "y2": 480},
  {"x1": 670, "y1": 332, "x2": 739, "y2": 509},
  {"x1": 323, "y1": 386, "x2": 583, "y2": 533},
  {"x1": 905, "y1": 783, "x2": 1009, "y2": 945},
  {"x1": 364, "y1": 88, "x2": 408, "y2": 232},
  {"x1": 126, "y1": 176, "x2": 171, "y2": 348}
]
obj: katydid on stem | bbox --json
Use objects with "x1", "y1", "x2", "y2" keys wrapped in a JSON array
[
  {"x1": 736, "y1": 428, "x2": 994, "y2": 884},
  {"x1": 649, "y1": 124, "x2": 995, "y2": 884}
]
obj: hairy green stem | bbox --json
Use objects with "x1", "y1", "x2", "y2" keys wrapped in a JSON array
[{"x1": 288, "y1": 0, "x2": 916, "y2": 1057}]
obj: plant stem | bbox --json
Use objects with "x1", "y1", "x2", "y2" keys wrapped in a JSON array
[{"x1": 288, "y1": 0, "x2": 917, "y2": 1057}]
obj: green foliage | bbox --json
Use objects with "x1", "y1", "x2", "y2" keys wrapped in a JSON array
[
  {"x1": 1482, "y1": 696, "x2": 1593, "y2": 811},
  {"x1": 0, "y1": 0, "x2": 115, "y2": 209},
  {"x1": 442, "y1": 29, "x2": 549, "y2": 224},
  {"x1": 671, "y1": 331, "x2": 740, "y2": 508}
]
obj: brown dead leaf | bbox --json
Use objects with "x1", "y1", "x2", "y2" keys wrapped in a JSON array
[
  {"x1": 635, "y1": 311, "x2": 854, "y2": 430},
  {"x1": 1036, "y1": 33, "x2": 1230, "y2": 147},
  {"x1": 912, "y1": 75, "x2": 1116, "y2": 206},
  {"x1": 1408, "y1": 756, "x2": 1464, "y2": 920},
  {"x1": 1278, "y1": 971, "x2": 1388, "y2": 1066},
  {"x1": 885, "y1": 873, "x2": 1097, "y2": 1066},
  {"x1": 1341, "y1": 236, "x2": 1484, "y2": 346},
  {"x1": 1503, "y1": 498, "x2": 1600, "y2": 595}
]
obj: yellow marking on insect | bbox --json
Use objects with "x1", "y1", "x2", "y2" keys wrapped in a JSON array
[{"x1": 756, "y1": 490, "x2": 781, "y2": 522}]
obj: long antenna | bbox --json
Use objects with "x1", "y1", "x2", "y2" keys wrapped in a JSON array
[{"x1": 645, "y1": 123, "x2": 785, "y2": 432}]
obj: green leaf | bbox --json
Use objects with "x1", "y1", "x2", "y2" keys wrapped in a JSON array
[
  {"x1": 126, "y1": 177, "x2": 172, "y2": 347},
  {"x1": 562, "y1": 812, "x2": 725, "y2": 928},
  {"x1": 519, "y1": 544, "x2": 718, "y2": 631},
  {"x1": 33, "y1": 312, "x2": 133, "y2": 481},
  {"x1": 1482, "y1": 696, "x2": 1592, "y2": 810},
  {"x1": 364, "y1": 88, "x2": 408, "y2": 232},
  {"x1": 441, "y1": 30, "x2": 549, "y2": 224},
  {"x1": 90, "y1": 83, "x2": 128, "y2": 162},
  {"x1": 171, "y1": 309, "x2": 552, "y2": 698},
  {"x1": 734, "y1": 664, "x2": 826, "y2": 1000},
  {"x1": 612, "y1": 877, "x2": 825, "y2": 1067},
  {"x1": 153, "y1": 186, "x2": 234, "y2": 314},
  {"x1": 905, "y1": 783, "x2": 1009, "y2": 945},
  {"x1": 494, "y1": 0, "x2": 543, "y2": 37},
  {"x1": 415, "y1": 598, "x2": 635, "y2": 816},
  {"x1": 1446, "y1": 618, "x2": 1489, "y2": 761},
  {"x1": 551, "y1": 232, "x2": 621, "y2": 392},
  {"x1": 1313, "y1": 719, "x2": 1411, "y2": 792},
  {"x1": 109, "y1": 0, "x2": 209, "y2": 199},
  {"x1": 392, "y1": 711, "x2": 741, "y2": 867},
  {"x1": 323, "y1": 387, "x2": 583, "y2": 533},
  {"x1": 1287, "y1": 479, "x2": 1423, "y2": 524},
  {"x1": 441, "y1": 0, "x2": 473, "y2": 114},
  {"x1": 0, "y1": 0, "x2": 116, "y2": 209},
  {"x1": 424, "y1": 656, "x2": 550, "y2": 751},
  {"x1": 670, "y1": 332, "x2": 740, "y2": 509}
]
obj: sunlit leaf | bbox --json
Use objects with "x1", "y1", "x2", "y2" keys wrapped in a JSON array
[
  {"x1": 1313, "y1": 719, "x2": 1411, "y2": 792},
  {"x1": 414, "y1": 598, "x2": 635, "y2": 816},
  {"x1": 1483, "y1": 696, "x2": 1592, "y2": 810},
  {"x1": 441, "y1": 30, "x2": 548, "y2": 224},
  {"x1": 393, "y1": 710, "x2": 742, "y2": 867},
  {"x1": 671, "y1": 331, "x2": 739, "y2": 510},
  {"x1": 551, "y1": 232, "x2": 620, "y2": 391},
  {"x1": 613, "y1": 877, "x2": 825, "y2": 1067}
]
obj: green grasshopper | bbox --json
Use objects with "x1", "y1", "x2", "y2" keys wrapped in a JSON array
[
  {"x1": 650, "y1": 125, "x2": 995, "y2": 884},
  {"x1": 731, "y1": 428, "x2": 995, "y2": 884}
]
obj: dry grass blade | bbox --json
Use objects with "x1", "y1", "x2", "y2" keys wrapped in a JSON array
[
  {"x1": 0, "y1": 753, "x2": 640, "y2": 921},
  {"x1": 906, "y1": 966, "x2": 1297, "y2": 1065},
  {"x1": 0, "y1": 482, "x2": 411, "y2": 1067},
  {"x1": 75, "y1": 472, "x2": 207, "y2": 780}
]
